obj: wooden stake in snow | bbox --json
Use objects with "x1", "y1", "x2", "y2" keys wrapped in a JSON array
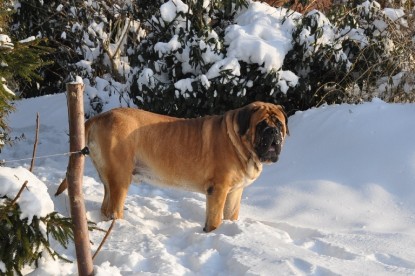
[{"x1": 66, "y1": 81, "x2": 94, "y2": 276}]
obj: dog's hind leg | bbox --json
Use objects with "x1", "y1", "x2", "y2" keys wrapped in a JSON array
[
  {"x1": 100, "y1": 175, "x2": 111, "y2": 219},
  {"x1": 94, "y1": 161, "x2": 132, "y2": 220},
  {"x1": 104, "y1": 169, "x2": 132, "y2": 219}
]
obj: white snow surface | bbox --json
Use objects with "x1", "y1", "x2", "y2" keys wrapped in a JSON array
[
  {"x1": 0, "y1": 166, "x2": 54, "y2": 224},
  {"x1": 1, "y1": 94, "x2": 415, "y2": 275}
]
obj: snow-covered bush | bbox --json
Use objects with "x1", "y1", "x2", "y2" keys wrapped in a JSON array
[
  {"x1": 10, "y1": 0, "x2": 415, "y2": 116},
  {"x1": 284, "y1": 8, "x2": 352, "y2": 111},
  {"x1": 131, "y1": 0, "x2": 415, "y2": 116},
  {"x1": 131, "y1": 0, "x2": 302, "y2": 117},
  {"x1": 271, "y1": 0, "x2": 415, "y2": 111},
  {"x1": 1, "y1": 1, "x2": 49, "y2": 150},
  {"x1": 329, "y1": 0, "x2": 415, "y2": 102},
  {"x1": 0, "y1": 167, "x2": 74, "y2": 275},
  {"x1": 11, "y1": 0, "x2": 143, "y2": 115}
]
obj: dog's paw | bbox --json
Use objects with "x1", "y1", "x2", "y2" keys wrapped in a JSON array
[{"x1": 203, "y1": 223, "x2": 217, "y2": 233}]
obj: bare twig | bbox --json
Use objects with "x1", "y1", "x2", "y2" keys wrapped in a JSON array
[
  {"x1": 11, "y1": 180, "x2": 28, "y2": 205},
  {"x1": 30, "y1": 113, "x2": 40, "y2": 172},
  {"x1": 11, "y1": 113, "x2": 40, "y2": 205},
  {"x1": 92, "y1": 219, "x2": 116, "y2": 260}
]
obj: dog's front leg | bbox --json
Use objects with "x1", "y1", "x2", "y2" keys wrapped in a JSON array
[
  {"x1": 223, "y1": 187, "x2": 244, "y2": 221},
  {"x1": 204, "y1": 184, "x2": 230, "y2": 232}
]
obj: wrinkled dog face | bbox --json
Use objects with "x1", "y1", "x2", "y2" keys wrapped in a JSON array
[
  {"x1": 254, "y1": 118, "x2": 284, "y2": 163},
  {"x1": 237, "y1": 102, "x2": 289, "y2": 164}
]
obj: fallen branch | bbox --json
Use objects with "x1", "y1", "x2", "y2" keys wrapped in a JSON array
[{"x1": 92, "y1": 219, "x2": 116, "y2": 260}]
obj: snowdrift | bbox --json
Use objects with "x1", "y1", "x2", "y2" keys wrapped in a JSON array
[{"x1": 1, "y1": 94, "x2": 415, "y2": 275}]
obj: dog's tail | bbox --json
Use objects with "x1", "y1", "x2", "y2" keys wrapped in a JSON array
[
  {"x1": 55, "y1": 119, "x2": 92, "y2": 197},
  {"x1": 55, "y1": 178, "x2": 68, "y2": 196}
]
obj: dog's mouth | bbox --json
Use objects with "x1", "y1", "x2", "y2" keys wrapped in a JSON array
[
  {"x1": 260, "y1": 138, "x2": 281, "y2": 163},
  {"x1": 268, "y1": 140, "x2": 278, "y2": 152}
]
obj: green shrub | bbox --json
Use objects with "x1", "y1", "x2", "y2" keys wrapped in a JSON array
[
  {"x1": 0, "y1": 0, "x2": 50, "y2": 149},
  {"x1": 0, "y1": 196, "x2": 74, "y2": 275}
]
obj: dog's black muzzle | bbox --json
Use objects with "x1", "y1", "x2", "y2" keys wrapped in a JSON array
[{"x1": 255, "y1": 121, "x2": 284, "y2": 163}]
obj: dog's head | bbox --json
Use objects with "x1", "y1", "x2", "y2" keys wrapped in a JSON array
[{"x1": 237, "y1": 101, "x2": 289, "y2": 163}]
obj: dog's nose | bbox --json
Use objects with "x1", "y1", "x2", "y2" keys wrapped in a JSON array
[{"x1": 264, "y1": 126, "x2": 278, "y2": 135}]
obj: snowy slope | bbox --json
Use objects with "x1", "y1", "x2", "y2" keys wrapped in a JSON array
[{"x1": 1, "y1": 94, "x2": 415, "y2": 275}]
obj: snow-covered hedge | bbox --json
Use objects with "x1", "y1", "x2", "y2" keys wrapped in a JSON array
[
  {"x1": 131, "y1": 0, "x2": 414, "y2": 115},
  {"x1": 11, "y1": 0, "x2": 143, "y2": 116},
  {"x1": 10, "y1": 0, "x2": 415, "y2": 116},
  {"x1": 132, "y1": 0, "x2": 301, "y2": 117}
]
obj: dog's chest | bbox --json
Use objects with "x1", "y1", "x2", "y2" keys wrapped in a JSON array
[
  {"x1": 231, "y1": 177, "x2": 254, "y2": 192},
  {"x1": 230, "y1": 160, "x2": 262, "y2": 191}
]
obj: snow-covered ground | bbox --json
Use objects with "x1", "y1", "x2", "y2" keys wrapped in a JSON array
[{"x1": 1, "y1": 93, "x2": 415, "y2": 275}]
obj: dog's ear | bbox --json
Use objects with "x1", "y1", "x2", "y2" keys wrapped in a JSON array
[
  {"x1": 278, "y1": 105, "x2": 290, "y2": 136},
  {"x1": 237, "y1": 104, "x2": 258, "y2": 136}
]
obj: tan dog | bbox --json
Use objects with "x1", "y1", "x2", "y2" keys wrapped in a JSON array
[{"x1": 56, "y1": 101, "x2": 289, "y2": 232}]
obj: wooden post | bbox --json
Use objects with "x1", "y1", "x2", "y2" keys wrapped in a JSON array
[{"x1": 66, "y1": 82, "x2": 94, "y2": 276}]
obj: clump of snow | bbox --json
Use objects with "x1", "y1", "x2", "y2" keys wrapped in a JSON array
[
  {"x1": 225, "y1": 3, "x2": 298, "y2": 74},
  {"x1": 199, "y1": 74, "x2": 210, "y2": 89},
  {"x1": 137, "y1": 68, "x2": 155, "y2": 91},
  {"x1": 1, "y1": 77, "x2": 15, "y2": 96},
  {"x1": 0, "y1": 34, "x2": 11, "y2": 44},
  {"x1": 75, "y1": 75, "x2": 84, "y2": 84},
  {"x1": 19, "y1": 36, "x2": 36, "y2": 43},
  {"x1": 75, "y1": 60, "x2": 93, "y2": 74},
  {"x1": 67, "y1": 75, "x2": 84, "y2": 85},
  {"x1": 160, "y1": 0, "x2": 190, "y2": 23},
  {"x1": 358, "y1": 0, "x2": 381, "y2": 14},
  {"x1": 0, "y1": 166, "x2": 54, "y2": 223},
  {"x1": 205, "y1": 57, "x2": 240, "y2": 79},
  {"x1": 278, "y1": 70, "x2": 299, "y2": 94},
  {"x1": 0, "y1": 34, "x2": 13, "y2": 49},
  {"x1": 373, "y1": 18, "x2": 388, "y2": 32},
  {"x1": 199, "y1": 34, "x2": 223, "y2": 65},
  {"x1": 384, "y1": 7, "x2": 405, "y2": 22},
  {"x1": 56, "y1": 4, "x2": 63, "y2": 12},
  {"x1": 341, "y1": 26, "x2": 369, "y2": 48},
  {"x1": 174, "y1": 77, "x2": 194, "y2": 95},
  {"x1": 386, "y1": 7, "x2": 408, "y2": 28},
  {"x1": 154, "y1": 35, "x2": 182, "y2": 57}
]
